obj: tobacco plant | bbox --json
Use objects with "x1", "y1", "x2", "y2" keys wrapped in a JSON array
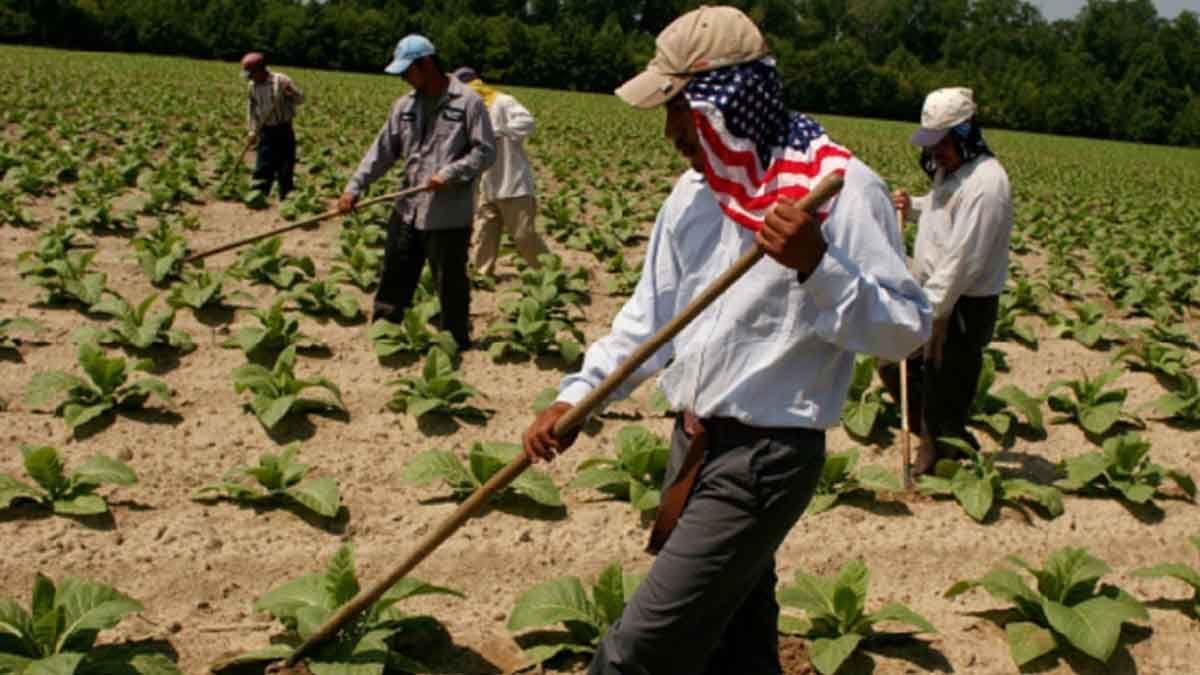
[
  {"x1": 224, "y1": 297, "x2": 320, "y2": 356},
  {"x1": 387, "y1": 347, "x2": 484, "y2": 422},
  {"x1": 1145, "y1": 371, "x2": 1200, "y2": 425},
  {"x1": 25, "y1": 342, "x2": 172, "y2": 432},
  {"x1": 1046, "y1": 368, "x2": 1137, "y2": 437},
  {"x1": 945, "y1": 547, "x2": 1148, "y2": 666},
  {"x1": 1054, "y1": 432, "x2": 1195, "y2": 505},
  {"x1": 0, "y1": 574, "x2": 181, "y2": 674},
  {"x1": 777, "y1": 559, "x2": 936, "y2": 674},
  {"x1": 218, "y1": 545, "x2": 462, "y2": 674},
  {"x1": 19, "y1": 248, "x2": 108, "y2": 307},
  {"x1": 404, "y1": 441, "x2": 562, "y2": 508},
  {"x1": 807, "y1": 447, "x2": 901, "y2": 515},
  {"x1": 0, "y1": 446, "x2": 136, "y2": 516},
  {"x1": 368, "y1": 298, "x2": 456, "y2": 360},
  {"x1": 486, "y1": 296, "x2": 584, "y2": 364},
  {"x1": 569, "y1": 425, "x2": 669, "y2": 514},
  {"x1": 969, "y1": 354, "x2": 1044, "y2": 439},
  {"x1": 841, "y1": 356, "x2": 893, "y2": 440},
  {"x1": 508, "y1": 562, "x2": 643, "y2": 666},
  {"x1": 230, "y1": 236, "x2": 315, "y2": 289},
  {"x1": 917, "y1": 442, "x2": 1063, "y2": 522},
  {"x1": 72, "y1": 292, "x2": 195, "y2": 354},
  {"x1": 0, "y1": 316, "x2": 42, "y2": 353},
  {"x1": 232, "y1": 346, "x2": 344, "y2": 430},
  {"x1": 167, "y1": 269, "x2": 241, "y2": 312},
  {"x1": 290, "y1": 273, "x2": 362, "y2": 321},
  {"x1": 194, "y1": 443, "x2": 341, "y2": 519},
  {"x1": 1132, "y1": 535, "x2": 1200, "y2": 619},
  {"x1": 130, "y1": 217, "x2": 188, "y2": 285}
]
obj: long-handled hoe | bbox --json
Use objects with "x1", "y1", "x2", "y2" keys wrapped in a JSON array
[
  {"x1": 185, "y1": 185, "x2": 428, "y2": 264},
  {"x1": 262, "y1": 173, "x2": 844, "y2": 674}
]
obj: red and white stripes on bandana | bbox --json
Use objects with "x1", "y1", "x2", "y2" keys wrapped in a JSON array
[{"x1": 684, "y1": 59, "x2": 852, "y2": 231}]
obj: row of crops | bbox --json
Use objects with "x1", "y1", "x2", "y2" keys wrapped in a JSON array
[{"x1": 1, "y1": 46, "x2": 1199, "y2": 674}]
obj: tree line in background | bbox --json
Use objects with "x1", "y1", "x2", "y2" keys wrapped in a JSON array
[{"x1": 4, "y1": 0, "x2": 1200, "y2": 146}]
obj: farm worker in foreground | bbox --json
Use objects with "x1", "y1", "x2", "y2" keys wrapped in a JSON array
[
  {"x1": 451, "y1": 66, "x2": 551, "y2": 279},
  {"x1": 337, "y1": 35, "x2": 495, "y2": 350},
  {"x1": 242, "y1": 52, "x2": 303, "y2": 199},
  {"x1": 882, "y1": 87, "x2": 1013, "y2": 476},
  {"x1": 522, "y1": 6, "x2": 931, "y2": 674}
]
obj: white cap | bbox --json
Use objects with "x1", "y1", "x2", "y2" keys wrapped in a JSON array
[{"x1": 910, "y1": 87, "x2": 977, "y2": 146}]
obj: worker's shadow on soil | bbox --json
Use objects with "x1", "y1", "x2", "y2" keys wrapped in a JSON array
[{"x1": 968, "y1": 608, "x2": 1152, "y2": 674}]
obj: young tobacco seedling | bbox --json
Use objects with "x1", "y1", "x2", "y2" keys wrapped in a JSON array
[
  {"x1": 1050, "y1": 302, "x2": 1120, "y2": 350},
  {"x1": 993, "y1": 292, "x2": 1039, "y2": 348},
  {"x1": 1145, "y1": 371, "x2": 1200, "y2": 425},
  {"x1": 569, "y1": 425, "x2": 669, "y2": 514},
  {"x1": 332, "y1": 241, "x2": 381, "y2": 291},
  {"x1": 508, "y1": 561, "x2": 644, "y2": 666},
  {"x1": 289, "y1": 273, "x2": 362, "y2": 321},
  {"x1": 368, "y1": 298, "x2": 457, "y2": 360},
  {"x1": 73, "y1": 292, "x2": 195, "y2": 354},
  {"x1": 0, "y1": 316, "x2": 42, "y2": 353},
  {"x1": 945, "y1": 547, "x2": 1148, "y2": 666},
  {"x1": 840, "y1": 356, "x2": 894, "y2": 440},
  {"x1": 777, "y1": 559, "x2": 936, "y2": 675},
  {"x1": 167, "y1": 269, "x2": 243, "y2": 312},
  {"x1": 1132, "y1": 535, "x2": 1200, "y2": 619},
  {"x1": 1055, "y1": 432, "x2": 1195, "y2": 505},
  {"x1": 917, "y1": 441, "x2": 1063, "y2": 522},
  {"x1": 1115, "y1": 338, "x2": 1191, "y2": 380},
  {"x1": 232, "y1": 346, "x2": 345, "y2": 430},
  {"x1": 806, "y1": 447, "x2": 901, "y2": 515},
  {"x1": 969, "y1": 354, "x2": 1044, "y2": 440},
  {"x1": 131, "y1": 217, "x2": 188, "y2": 286},
  {"x1": 19, "y1": 248, "x2": 109, "y2": 307},
  {"x1": 25, "y1": 342, "x2": 172, "y2": 432},
  {"x1": 512, "y1": 253, "x2": 591, "y2": 310},
  {"x1": 1046, "y1": 368, "x2": 1137, "y2": 438},
  {"x1": 486, "y1": 296, "x2": 584, "y2": 364},
  {"x1": 404, "y1": 441, "x2": 562, "y2": 508},
  {"x1": 230, "y1": 236, "x2": 315, "y2": 289},
  {"x1": 193, "y1": 443, "x2": 341, "y2": 518},
  {"x1": 216, "y1": 544, "x2": 461, "y2": 675},
  {"x1": 0, "y1": 574, "x2": 181, "y2": 674},
  {"x1": 223, "y1": 296, "x2": 321, "y2": 356},
  {"x1": 387, "y1": 347, "x2": 485, "y2": 422},
  {"x1": 0, "y1": 446, "x2": 136, "y2": 516}
]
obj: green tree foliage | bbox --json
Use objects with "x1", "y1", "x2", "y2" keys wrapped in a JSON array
[{"x1": 5, "y1": 0, "x2": 1198, "y2": 145}]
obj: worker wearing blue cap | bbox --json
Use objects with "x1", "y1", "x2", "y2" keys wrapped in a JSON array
[{"x1": 339, "y1": 34, "x2": 496, "y2": 350}]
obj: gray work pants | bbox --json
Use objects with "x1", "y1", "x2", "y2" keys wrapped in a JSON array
[{"x1": 589, "y1": 417, "x2": 825, "y2": 675}]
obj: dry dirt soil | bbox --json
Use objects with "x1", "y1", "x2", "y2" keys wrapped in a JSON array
[{"x1": 1, "y1": 179, "x2": 1198, "y2": 675}]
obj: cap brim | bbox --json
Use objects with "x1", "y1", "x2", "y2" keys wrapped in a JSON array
[
  {"x1": 615, "y1": 69, "x2": 690, "y2": 109},
  {"x1": 910, "y1": 127, "x2": 949, "y2": 147},
  {"x1": 384, "y1": 58, "x2": 414, "y2": 75}
]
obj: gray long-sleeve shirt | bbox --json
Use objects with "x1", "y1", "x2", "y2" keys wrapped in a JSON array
[{"x1": 346, "y1": 77, "x2": 495, "y2": 230}]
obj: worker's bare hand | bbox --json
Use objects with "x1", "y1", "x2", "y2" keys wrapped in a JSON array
[
  {"x1": 426, "y1": 174, "x2": 448, "y2": 192},
  {"x1": 892, "y1": 190, "x2": 911, "y2": 222},
  {"x1": 925, "y1": 316, "x2": 950, "y2": 369},
  {"x1": 523, "y1": 401, "x2": 580, "y2": 463},
  {"x1": 758, "y1": 199, "x2": 827, "y2": 277},
  {"x1": 337, "y1": 192, "x2": 358, "y2": 214},
  {"x1": 283, "y1": 84, "x2": 298, "y2": 97}
]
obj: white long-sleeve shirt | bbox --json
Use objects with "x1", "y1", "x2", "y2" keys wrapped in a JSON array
[
  {"x1": 557, "y1": 160, "x2": 932, "y2": 429},
  {"x1": 247, "y1": 72, "x2": 302, "y2": 131},
  {"x1": 911, "y1": 155, "x2": 1012, "y2": 319},
  {"x1": 479, "y1": 93, "x2": 536, "y2": 201}
]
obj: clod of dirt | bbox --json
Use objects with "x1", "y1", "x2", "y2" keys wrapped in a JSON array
[{"x1": 779, "y1": 636, "x2": 814, "y2": 675}]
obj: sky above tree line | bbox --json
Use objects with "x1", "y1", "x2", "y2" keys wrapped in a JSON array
[{"x1": 1034, "y1": 0, "x2": 1197, "y2": 20}]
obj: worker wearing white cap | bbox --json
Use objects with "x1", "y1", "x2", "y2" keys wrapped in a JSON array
[{"x1": 887, "y1": 87, "x2": 1013, "y2": 476}]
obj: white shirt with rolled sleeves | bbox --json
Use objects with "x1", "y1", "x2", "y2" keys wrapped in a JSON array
[
  {"x1": 555, "y1": 160, "x2": 932, "y2": 429},
  {"x1": 910, "y1": 155, "x2": 1013, "y2": 319},
  {"x1": 480, "y1": 93, "x2": 536, "y2": 202}
]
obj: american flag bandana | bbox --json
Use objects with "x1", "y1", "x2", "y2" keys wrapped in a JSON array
[{"x1": 684, "y1": 59, "x2": 852, "y2": 231}]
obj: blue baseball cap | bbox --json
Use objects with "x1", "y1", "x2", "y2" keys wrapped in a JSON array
[{"x1": 385, "y1": 34, "x2": 435, "y2": 75}]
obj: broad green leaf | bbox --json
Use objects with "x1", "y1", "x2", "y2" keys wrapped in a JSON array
[
  {"x1": 1003, "y1": 479, "x2": 1064, "y2": 517},
  {"x1": 402, "y1": 450, "x2": 476, "y2": 492},
  {"x1": 374, "y1": 577, "x2": 463, "y2": 615},
  {"x1": 1166, "y1": 470, "x2": 1196, "y2": 499},
  {"x1": 62, "y1": 403, "x2": 112, "y2": 431},
  {"x1": 22, "y1": 447, "x2": 67, "y2": 496},
  {"x1": 1132, "y1": 563, "x2": 1200, "y2": 589},
  {"x1": 951, "y1": 472, "x2": 994, "y2": 522},
  {"x1": 0, "y1": 475, "x2": 41, "y2": 510},
  {"x1": 778, "y1": 573, "x2": 836, "y2": 618},
  {"x1": 23, "y1": 653, "x2": 86, "y2": 675},
  {"x1": 805, "y1": 493, "x2": 839, "y2": 515},
  {"x1": 405, "y1": 396, "x2": 443, "y2": 419},
  {"x1": 512, "y1": 468, "x2": 563, "y2": 507},
  {"x1": 1057, "y1": 452, "x2": 1109, "y2": 491},
  {"x1": 809, "y1": 633, "x2": 863, "y2": 675},
  {"x1": 1006, "y1": 621, "x2": 1058, "y2": 666},
  {"x1": 507, "y1": 576, "x2": 597, "y2": 633},
  {"x1": 257, "y1": 394, "x2": 296, "y2": 430},
  {"x1": 867, "y1": 602, "x2": 936, "y2": 634},
  {"x1": 777, "y1": 613, "x2": 812, "y2": 636},
  {"x1": 519, "y1": 642, "x2": 595, "y2": 667},
  {"x1": 24, "y1": 372, "x2": 89, "y2": 409},
  {"x1": 54, "y1": 577, "x2": 142, "y2": 653},
  {"x1": 285, "y1": 477, "x2": 341, "y2": 518},
  {"x1": 70, "y1": 455, "x2": 136, "y2": 487},
  {"x1": 592, "y1": 563, "x2": 626, "y2": 627},
  {"x1": 324, "y1": 545, "x2": 359, "y2": 608},
  {"x1": 1079, "y1": 401, "x2": 1123, "y2": 436},
  {"x1": 855, "y1": 465, "x2": 902, "y2": 492},
  {"x1": 254, "y1": 574, "x2": 327, "y2": 622},
  {"x1": 568, "y1": 468, "x2": 630, "y2": 492},
  {"x1": 52, "y1": 495, "x2": 108, "y2": 516},
  {"x1": 77, "y1": 343, "x2": 125, "y2": 394},
  {"x1": 1043, "y1": 597, "x2": 1124, "y2": 663}
]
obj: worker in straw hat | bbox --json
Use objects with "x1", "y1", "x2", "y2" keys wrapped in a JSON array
[
  {"x1": 522, "y1": 6, "x2": 930, "y2": 673},
  {"x1": 337, "y1": 35, "x2": 495, "y2": 350},
  {"x1": 882, "y1": 87, "x2": 1013, "y2": 476},
  {"x1": 241, "y1": 52, "x2": 303, "y2": 199},
  {"x1": 452, "y1": 66, "x2": 551, "y2": 280}
]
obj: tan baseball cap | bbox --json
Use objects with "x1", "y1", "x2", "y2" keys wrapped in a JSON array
[
  {"x1": 615, "y1": 5, "x2": 769, "y2": 109},
  {"x1": 910, "y1": 87, "x2": 977, "y2": 146}
]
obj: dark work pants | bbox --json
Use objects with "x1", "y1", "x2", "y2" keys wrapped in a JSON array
[
  {"x1": 253, "y1": 123, "x2": 296, "y2": 198},
  {"x1": 375, "y1": 210, "x2": 472, "y2": 348},
  {"x1": 589, "y1": 417, "x2": 825, "y2": 675},
  {"x1": 878, "y1": 294, "x2": 999, "y2": 449}
]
